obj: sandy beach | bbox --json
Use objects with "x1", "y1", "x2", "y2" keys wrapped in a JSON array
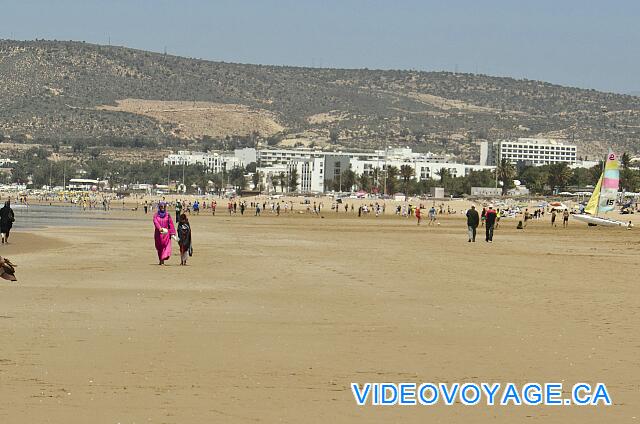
[{"x1": 0, "y1": 202, "x2": 638, "y2": 423}]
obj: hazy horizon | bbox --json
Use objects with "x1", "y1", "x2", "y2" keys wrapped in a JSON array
[{"x1": 2, "y1": 0, "x2": 639, "y2": 95}]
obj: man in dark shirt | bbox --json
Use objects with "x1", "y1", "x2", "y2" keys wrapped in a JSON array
[
  {"x1": 485, "y1": 205, "x2": 497, "y2": 243},
  {"x1": 466, "y1": 205, "x2": 480, "y2": 242}
]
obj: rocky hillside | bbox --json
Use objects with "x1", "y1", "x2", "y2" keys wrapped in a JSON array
[{"x1": 1, "y1": 39, "x2": 639, "y2": 161}]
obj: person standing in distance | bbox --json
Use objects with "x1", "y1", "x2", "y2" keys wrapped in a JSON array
[
  {"x1": 466, "y1": 205, "x2": 480, "y2": 242},
  {"x1": 485, "y1": 205, "x2": 497, "y2": 243},
  {"x1": 0, "y1": 200, "x2": 15, "y2": 244}
]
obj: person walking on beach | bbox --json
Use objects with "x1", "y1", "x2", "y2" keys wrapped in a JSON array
[
  {"x1": 563, "y1": 209, "x2": 570, "y2": 228},
  {"x1": 211, "y1": 200, "x2": 217, "y2": 216},
  {"x1": 175, "y1": 200, "x2": 182, "y2": 222},
  {"x1": 153, "y1": 202, "x2": 176, "y2": 265},
  {"x1": 485, "y1": 205, "x2": 497, "y2": 243},
  {"x1": 481, "y1": 207, "x2": 486, "y2": 227},
  {"x1": 177, "y1": 213, "x2": 192, "y2": 266},
  {"x1": 0, "y1": 200, "x2": 15, "y2": 244},
  {"x1": 428, "y1": 206, "x2": 437, "y2": 225},
  {"x1": 415, "y1": 205, "x2": 422, "y2": 225},
  {"x1": 551, "y1": 209, "x2": 557, "y2": 227},
  {"x1": 466, "y1": 205, "x2": 480, "y2": 242}
]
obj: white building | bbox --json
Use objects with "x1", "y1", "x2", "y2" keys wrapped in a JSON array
[
  {"x1": 163, "y1": 150, "x2": 245, "y2": 173},
  {"x1": 498, "y1": 138, "x2": 577, "y2": 165},
  {"x1": 478, "y1": 141, "x2": 495, "y2": 166},
  {"x1": 0, "y1": 158, "x2": 17, "y2": 167},
  {"x1": 234, "y1": 148, "x2": 257, "y2": 165},
  {"x1": 570, "y1": 160, "x2": 600, "y2": 169},
  {"x1": 257, "y1": 157, "x2": 325, "y2": 194},
  {"x1": 350, "y1": 159, "x2": 494, "y2": 181},
  {"x1": 256, "y1": 147, "x2": 448, "y2": 168},
  {"x1": 165, "y1": 147, "x2": 494, "y2": 194},
  {"x1": 471, "y1": 187, "x2": 502, "y2": 196},
  {"x1": 257, "y1": 147, "x2": 382, "y2": 167},
  {"x1": 292, "y1": 157, "x2": 325, "y2": 193}
]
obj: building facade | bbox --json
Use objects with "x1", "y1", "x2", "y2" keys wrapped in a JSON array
[
  {"x1": 163, "y1": 150, "x2": 249, "y2": 173},
  {"x1": 165, "y1": 147, "x2": 495, "y2": 194},
  {"x1": 478, "y1": 141, "x2": 495, "y2": 166},
  {"x1": 498, "y1": 138, "x2": 577, "y2": 165}
]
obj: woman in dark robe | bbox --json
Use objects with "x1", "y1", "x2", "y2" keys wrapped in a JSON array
[
  {"x1": 177, "y1": 213, "x2": 192, "y2": 266},
  {"x1": 0, "y1": 200, "x2": 15, "y2": 244}
]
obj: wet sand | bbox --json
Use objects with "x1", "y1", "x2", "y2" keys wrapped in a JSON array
[{"x1": 0, "y1": 206, "x2": 638, "y2": 423}]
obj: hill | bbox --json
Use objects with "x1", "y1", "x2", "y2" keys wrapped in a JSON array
[{"x1": 1, "y1": 39, "x2": 640, "y2": 161}]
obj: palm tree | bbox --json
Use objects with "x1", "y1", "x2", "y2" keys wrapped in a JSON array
[
  {"x1": 341, "y1": 166, "x2": 356, "y2": 191},
  {"x1": 357, "y1": 173, "x2": 371, "y2": 192},
  {"x1": 620, "y1": 152, "x2": 637, "y2": 191},
  {"x1": 279, "y1": 172, "x2": 286, "y2": 193},
  {"x1": 621, "y1": 152, "x2": 631, "y2": 169},
  {"x1": 547, "y1": 162, "x2": 573, "y2": 193},
  {"x1": 436, "y1": 168, "x2": 451, "y2": 191},
  {"x1": 372, "y1": 167, "x2": 381, "y2": 192},
  {"x1": 494, "y1": 159, "x2": 516, "y2": 195},
  {"x1": 399, "y1": 164, "x2": 415, "y2": 193},
  {"x1": 385, "y1": 166, "x2": 399, "y2": 194},
  {"x1": 211, "y1": 172, "x2": 224, "y2": 194},
  {"x1": 252, "y1": 170, "x2": 263, "y2": 192},
  {"x1": 288, "y1": 168, "x2": 299, "y2": 192},
  {"x1": 270, "y1": 174, "x2": 279, "y2": 193}
]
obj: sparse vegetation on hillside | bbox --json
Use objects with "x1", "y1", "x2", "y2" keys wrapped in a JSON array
[{"x1": 1, "y1": 39, "x2": 640, "y2": 162}]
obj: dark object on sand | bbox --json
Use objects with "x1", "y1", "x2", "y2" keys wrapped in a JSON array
[{"x1": 0, "y1": 256, "x2": 17, "y2": 281}]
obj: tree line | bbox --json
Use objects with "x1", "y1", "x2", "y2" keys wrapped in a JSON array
[{"x1": 7, "y1": 147, "x2": 640, "y2": 196}]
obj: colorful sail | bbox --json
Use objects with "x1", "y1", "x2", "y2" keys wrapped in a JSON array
[
  {"x1": 584, "y1": 174, "x2": 601, "y2": 215},
  {"x1": 598, "y1": 151, "x2": 619, "y2": 213}
]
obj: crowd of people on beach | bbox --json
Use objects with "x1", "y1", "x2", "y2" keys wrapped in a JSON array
[
  {"x1": 0, "y1": 189, "x2": 631, "y2": 272},
  {"x1": 146, "y1": 194, "x2": 588, "y2": 265}
]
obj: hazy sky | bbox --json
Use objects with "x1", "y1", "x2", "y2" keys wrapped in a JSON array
[{"x1": 2, "y1": 0, "x2": 639, "y2": 93}]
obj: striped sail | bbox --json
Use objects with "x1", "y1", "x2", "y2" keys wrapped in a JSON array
[{"x1": 598, "y1": 151, "x2": 619, "y2": 213}]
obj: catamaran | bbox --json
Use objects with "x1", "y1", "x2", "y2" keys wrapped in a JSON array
[{"x1": 573, "y1": 151, "x2": 632, "y2": 228}]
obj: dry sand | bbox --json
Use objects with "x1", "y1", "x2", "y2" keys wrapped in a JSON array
[{"x1": 0, "y1": 205, "x2": 638, "y2": 423}]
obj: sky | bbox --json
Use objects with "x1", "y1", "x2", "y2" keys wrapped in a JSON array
[{"x1": 2, "y1": 0, "x2": 639, "y2": 94}]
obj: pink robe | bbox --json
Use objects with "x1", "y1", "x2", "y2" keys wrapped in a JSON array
[{"x1": 153, "y1": 213, "x2": 176, "y2": 261}]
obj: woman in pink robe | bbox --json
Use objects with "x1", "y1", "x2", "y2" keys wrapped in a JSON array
[{"x1": 153, "y1": 202, "x2": 176, "y2": 265}]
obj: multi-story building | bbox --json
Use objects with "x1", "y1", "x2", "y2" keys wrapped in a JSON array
[
  {"x1": 478, "y1": 141, "x2": 495, "y2": 166},
  {"x1": 163, "y1": 150, "x2": 251, "y2": 173},
  {"x1": 257, "y1": 158, "x2": 325, "y2": 193},
  {"x1": 256, "y1": 147, "x2": 448, "y2": 168},
  {"x1": 292, "y1": 157, "x2": 325, "y2": 193},
  {"x1": 498, "y1": 138, "x2": 577, "y2": 165},
  {"x1": 165, "y1": 147, "x2": 495, "y2": 194},
  {"x1": 350, "y1": 160, "x2": 494, "y2": 182},
  {"x1": 256, "y1": 147, "x2": 383, "y2": 167}
]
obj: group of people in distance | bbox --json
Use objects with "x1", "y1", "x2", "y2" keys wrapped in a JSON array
[
  {"x1": 465, "y1": 205, "x2": 496, "y2": 243},
  {"x1": 465, "y1": 204, "x2": 572, "y2": 243},
  {"x1": 150, "y1": 195, "x2": 578, "y2": 264}
]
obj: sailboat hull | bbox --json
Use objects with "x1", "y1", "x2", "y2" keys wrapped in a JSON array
[{"x1": 573, "y1": 214, "x2": 632, "y2": 227}]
